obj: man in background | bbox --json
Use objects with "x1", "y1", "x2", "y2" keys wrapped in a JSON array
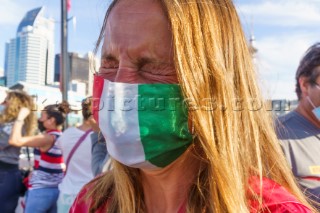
[{"x1": 276, "y1": 43, "x2": 320, "y2": 207}]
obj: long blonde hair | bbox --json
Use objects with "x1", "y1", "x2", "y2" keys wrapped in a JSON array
[
  {"x1": 88, "y1": 0, "x2": 315, "y2": 212},
  {"x1": 0, "y1": 90, "x2": 36, "y2": 136}
]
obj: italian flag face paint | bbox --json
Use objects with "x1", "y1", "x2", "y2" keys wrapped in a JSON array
[{"x1": 93, "y1": 75, "x2": 193, "y2": 169}]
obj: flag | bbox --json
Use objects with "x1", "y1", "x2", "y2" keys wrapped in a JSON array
[{"x1": 67, "y1": 0, "x2": 71, "y2": 12}]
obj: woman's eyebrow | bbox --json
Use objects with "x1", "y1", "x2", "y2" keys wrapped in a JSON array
[
  {"x1": 101, "y1": 53, "x2": 169, "y2": 66},
  {"x1": 136, "y1": 57, "x2": 155, "y2": 65},
  {"x1": 101, "y1": 53, "x2": 118, "y2": 61}
]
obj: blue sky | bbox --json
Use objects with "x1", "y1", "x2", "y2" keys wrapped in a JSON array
[{"x1": 1, "y1": 0, "x2": 320, "y2": 100}]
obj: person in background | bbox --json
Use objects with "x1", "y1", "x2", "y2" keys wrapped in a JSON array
[
  {"x1": 56, "y1": 97, "x2": 94, "y2": 212},
  {"x1": 9, "y1": 102, "x2": 69, "y2": 213},
  {"x1": 71, "y1": 0, "x2": 315, "y2": 212},
  {"x1": 276, "y1": 43, "x2": 320, "y2": 209},
  {"x1": 90, "y1": 132, "x2": 109, "y2": 176},
  {"x1": 0, "y1": 90, "x2": 36, "y2": 213},
  {"x1": 89, "y1": 97, "x2": 109, "y2": 176}
]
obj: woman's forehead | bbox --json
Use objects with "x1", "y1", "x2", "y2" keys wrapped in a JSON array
[
  {"x1": 105, "y1": 2, "x2": 170, "y2": 48},
  {"x1": 107, "y1": 0, "x2": 167, "y2": 33},
  {"x1": 110, "y1": 0, "x2": 164, "y2": 16}
]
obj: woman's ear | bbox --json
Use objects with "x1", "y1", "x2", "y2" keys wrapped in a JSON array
[
  {"x1": 299, "y1": 76, "x2": 310, "y2": 99},
  {"x1": 48, "y1": 116, "x2": 56, "y2": 125}
]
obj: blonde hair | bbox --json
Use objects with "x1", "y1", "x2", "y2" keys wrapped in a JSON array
[
  {"x1": 88, "y1": 0, "x2": 315, "y2": 212},
  {"x1": 0, "y1": 90, "x2": 36, "y2": 136}
]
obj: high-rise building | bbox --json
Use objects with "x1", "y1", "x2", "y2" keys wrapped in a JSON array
[
  {"x1": 0, "y1": 67, "x2": 4, "y2": 77},
  {"x1": 55, "y1": 52, "x2": 99, "y2": 95},
  {"x1": 4, "y1": 42, "x2": 9, "y2": 79},
  {"x1": 5, "y1": 7, "x2": 54, "y2": 87}
]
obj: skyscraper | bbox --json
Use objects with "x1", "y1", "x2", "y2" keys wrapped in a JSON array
[
  {"x1": 4, "y1": 42, "x2": 9, "y2": 79},
  {"x1": 54, "y1": 52, "x2": 98, "y2": 96},
  {"x1": 5, "y1": 7, "x2": 54, "y2": 87}
]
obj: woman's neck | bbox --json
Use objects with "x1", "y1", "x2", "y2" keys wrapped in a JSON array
[
  {"x1": 141, "y1": 148, "x2": 199, "y2": 213},
  {"x1": 77, "y1": 120, "x2": 92, "y2": 131},
  {"x1": 46, "y1": 126, "x2": 60, "y2": 132}
]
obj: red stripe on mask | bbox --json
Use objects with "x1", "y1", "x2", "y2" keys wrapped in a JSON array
[{"x1": 92, "y1": 74, "x2": 105, "y2": 125}]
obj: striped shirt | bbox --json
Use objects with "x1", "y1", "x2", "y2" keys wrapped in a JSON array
[{"x1": 29, "y1": 130, "x2": 64, "y2": 189}]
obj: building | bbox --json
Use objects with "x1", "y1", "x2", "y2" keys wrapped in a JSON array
[
  {"x1": 0, "y1": 67, "x2": 5, "y2": 86},
  {"x1": 265, "y1": 99, "x2": 298, "y2": 116},
  {"x1": 249, "y1": 34, "x2": 258, "y2": 56},
  {"x1": 4, "y1": 42, "x2": 9, "y2": 78},
  {"x1": 55, "y1": 52, "x2": 98, "y2": 96},
  {"x1": 5, "y1": 7, "x2": 55, "y2": 87},
  {"x1": 0, "y1": 86, "x2": 7, "y2": 103},
  {"x1": 0, "y1": 67, "x2": 4, "y2": 77}
]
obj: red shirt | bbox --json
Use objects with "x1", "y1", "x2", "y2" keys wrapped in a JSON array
[
  {"x1": 248, "y1": 177, "x2": 311, "y2": 213},
  {"x1": 70, "y1": 176, "x2": 311, "y2": 213}
]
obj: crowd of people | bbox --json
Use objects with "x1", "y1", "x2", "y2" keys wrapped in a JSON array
[
  {"x1": 1, "y1": 0, "x2": 320, "y2": 212},
  {"x1": 0, "y1": 93, "x2": 108, "y2": 213}
]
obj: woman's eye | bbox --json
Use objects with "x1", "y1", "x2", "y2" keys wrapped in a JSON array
[
  {"x1": 105, "y1": 65, "x2": 119, "y2": 69},
  {"x1": 99, "y1": 68, "x2": 117, "y2": 76},
  {"x1": 101, "y1": 67, "x2": 117, "y2": 72},
  {"x1": 101, "y1": 58, "x2": 119, "y2": 69},
  {"x1": 140, "y1": 63, "x2": 175, "y2": 76},
  {"x1": 140, "y1": 69, "x2": 163, "y2": 76}
]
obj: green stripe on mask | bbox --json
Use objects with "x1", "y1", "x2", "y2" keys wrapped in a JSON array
[{"x1": 138, "y1": 84, "x2": 193, "y2": 167}]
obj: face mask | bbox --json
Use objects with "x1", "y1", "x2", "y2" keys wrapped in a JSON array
[
  {"x1": 93, "y1": 75, "x2": 193, "y2": 169},
  {"x1": 37, "y1": 120, "x2": 46, "y2": 132},
  {"x1": 307, "y1": 96, "x2": 320, "y2": 120},
  {"x1": 0, "y1": 105, "x2": 5, "y2": 114}
]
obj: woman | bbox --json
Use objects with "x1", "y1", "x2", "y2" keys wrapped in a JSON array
[
  {"x1": 0, "y1": 90, "x2": 36, "y2": 213},
  {"x1": 71, "y1": 0, "x2": 315, "y2": 212},
  {"x1": 9, "y1": 102, "x2": 70, "y2": 213},
  {"x1": 56, "y1": 97, "x2": 94, "y2": 212}
]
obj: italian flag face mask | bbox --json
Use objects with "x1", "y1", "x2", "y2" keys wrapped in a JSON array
[{"x1": 92, "y1": 74, "x2": 193, "y2": 169}]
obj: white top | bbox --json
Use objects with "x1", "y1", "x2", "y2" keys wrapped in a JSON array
[{"x1": 57, "y1": 127, "x2": 94, "y2": 195}]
